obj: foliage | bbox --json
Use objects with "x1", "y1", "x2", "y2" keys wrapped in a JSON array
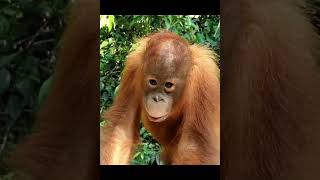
[
  {"x1": 100, "y1": 15, "x2": 220, "y2": 165},
  {"x1": 131, "y1": 127, "x2": 161, "y2": 165},
  {"x1": 0, "y1": 0, "x2": 69, "y2": 176}
]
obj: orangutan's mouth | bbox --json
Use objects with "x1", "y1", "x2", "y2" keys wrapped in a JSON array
[{"x1": 147, "y1": 114, "x2": 169, "y2": 122}]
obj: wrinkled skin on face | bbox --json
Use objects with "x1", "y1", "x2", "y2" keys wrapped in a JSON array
[{"x1": 142, "y1": 33, "x2": 192, "y2": 122}]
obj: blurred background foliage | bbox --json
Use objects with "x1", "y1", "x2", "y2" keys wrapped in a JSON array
[
  {"x1": 0, "y1": 0, "x2": 69, "y2": 177},
  {"x1": 100, "y1": 15, "x2": 220, "y2": 165}
]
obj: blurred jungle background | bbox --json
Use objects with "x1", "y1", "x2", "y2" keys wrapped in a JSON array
[
  {"x1": 0, "y1": 0, "x2": 69, "y2": 178},
  {"x1": 99, "y1": 15, "x2": 220, "y2": 165}
]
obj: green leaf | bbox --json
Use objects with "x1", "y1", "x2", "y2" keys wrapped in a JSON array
[
  {"x1": 148, "y1": 143, "x2": 155, "y2": 148},
  {"x1": 172, "y1": 27, "x2": 178, "y2": 34},
  {"x1": 100, "y1": 81, "x2": 105, "y2": 91},
  {"x1": 196, "y1": 33, "x2": 205, "y2": 43},
  {"x1": 0, "y1": 15, "x2": 10, "y2": 33},
  {"x1": 168, "y1": 15, "x2": 172, "y2": 24},
  {"x1": 107, "y1": 15, "x2": 115, "y2": 32},
  {"x1": 0, "y1": 68, "x2": 11, "y2": 95},
  {"x1": 100, "y1": 120, "x2": 107, "y2": 127},
  {"x1": 38, "y1": 75, "x2": 53, "y2": 106},
  {"x1": 38, "y1": 1, "x2": 53, "y2": 17},
  {"x1": 100, "y1": 41, "x2": 109, "y2": 49},
  {"x1": 143, "y1": 132, "x2": 148, "y2": 139},
  {"x1": 100, "y1": 15, "x2": 107, "y2": 28},
  {"x1": 150, "y1": 153, "x2": 156, "y2": 164},
  {"x1": 211, "y1": 41, "x2": 218, "y2": 47},
  {"x1": 100, "y1": 40, "x2": 109, "y2": 55},
  {"x1": 3, "y1": 8, "x2": 17, "y2": 16},
  {"x1": 114, "y1": 85, "x2": 120, "y2": 96},
  {"x1": 191, "y1": 22, "x2": 199, "y2": 31},
  {"x1": 164, "y1": 18, "x2": 171, "y2": 29},
  {"x1": 133, "y1": 152, "x2": 141, "y2": 159},
  {"x1": 183, "y1": 34, "x2": 190, "y2": 41},
  {"x1": 214, "y1": 20, "x2": 220, "y2": 38},
  {"x1": 145, "y1": 156, "x2": 151, "y2": 164},
  {"x1": 140, "y1": 127, "x2": 146, "y2": 135},
  {"x1": 6, "y1": 95, "x2": 24, "y2": 121},
  {"x1": 207, "y1": 36, "x2": 218, "y2": 47},
  {"x1": 16, "y1": 78, "x2": 36, "y2": 103},
  {"x1": 187, "y1": 17, "x2": 192, "y2": 26},
  {"x1": 16, "y1": 11, "x2": 24, "y2": 18},
  {"x1": 0, "y1": 53, "x2": 18, "y2": 68},
  {"x1": 156, "y1": 154, "x2": 160, "y2": 165}
]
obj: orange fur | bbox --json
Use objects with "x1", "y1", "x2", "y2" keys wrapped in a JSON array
[
  {"x1": 222, "y1": 0, "x2": 320, "y2": 179},
  {"x1": 9, "y1": 1, "x2": 99, "y2": 179},
  {"x1": 100, "y1": 31, "x2": 220, "y2": 165}
]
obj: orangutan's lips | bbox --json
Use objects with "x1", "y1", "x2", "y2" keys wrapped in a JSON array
[{"x1": 148, "y1": 114, "x2": 169, "y2": 122}]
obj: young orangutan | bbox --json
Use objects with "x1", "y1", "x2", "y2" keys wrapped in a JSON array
[{"x1": 100, "y1": 30, "x2": 220, "y2": 165}]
